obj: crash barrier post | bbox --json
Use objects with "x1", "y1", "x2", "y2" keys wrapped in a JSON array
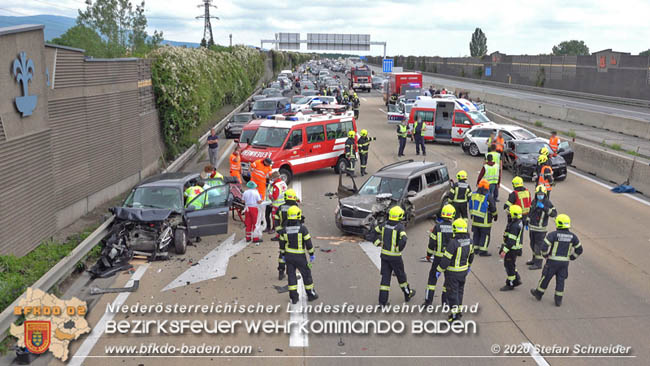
[{"x1": 488, "y1": 111, "x2": 650, "y2": 196}]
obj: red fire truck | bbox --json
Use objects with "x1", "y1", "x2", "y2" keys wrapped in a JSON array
[
  {"x1": 239, "y1": 109, "x2": 358, "y2": 183},
  {"x1": 384, "y1": 72, "x2": 423, "y2": 105},
  {"x1": 349, "y1": 65, "x2": 372, "y2": 93}
]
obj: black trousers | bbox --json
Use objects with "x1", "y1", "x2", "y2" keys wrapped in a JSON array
[
  {"x1": 472, "y1": 225, "x2": 492, "y2": 252},
  {"x1": 537, "y1": 260, "x2": 568, "y2": 297},
  {"x1": 398, "y1": 137, "x2": 406, "y2": 156},
  {"x1": 504, "y1": 250, "x2": 521, "y2": 286},
  {"x1": 379, "y1": 256, "x2": 410, "y2": 305},
  {"x1": 529, "y1": 230, "x2": 546, "y2": 265},
  {"x1": 414, "y1": 135, "x2": 426, "y2": 155},
  {"x1": 451, "y1": 202, "x2": 468, "y2": 219},
  {"x1": 265, "y1": 205, "x2": 273, "y2": 231},
  {"x1": 278, "y1": 240, "x2": 286, "y2": 273},
  {"x1": 359, "y1": 152, "x2": 368, "y2": 172},
  {"x1": 425, "y1": 256, "x2": 445, "y2": 303},
  {"x1": 346, "y1": 157, "x2": 356, "y2": 174},
  {"x1": 286, "y1": 254, "x2": 314, "y2": 303},
  {"x1": 445, "y1": 270, "x2": 468, "y2": 315}
]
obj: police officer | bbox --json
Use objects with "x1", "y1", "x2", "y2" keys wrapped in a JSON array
[
  {"x1": 357, "y1": 129, "x2": 376, "y2": 176},
  {"x1": 448, "y1": 170, "x2": 471, "y2": 219},
  {"x1": 530, "y1": 214, "x2": 582, "y2": 306},
  {"x1": 368, "y1": 206, "x2": 416, "y2": 305},
  {"x1": 470, "y1": 179, "x2": 498, "y2": 256},
  {"x1": 436, "y1": 218, "x2": 474, "y2": 322},
  {"x1": 273, "y1": 188, "x2": 299, "y2": 279},
  {"x1": 526, "y1": 185, "x2": 557, "y2": 270},
  {"x1": 397, "y1": 120, "x2": 408, "y2": 157},
  {"x1": 278, "y1": 206, "x2": 318, "y2": 304},
  {"x1": 413, "y1": 115, "x2": 426, "y2": 156},
  {"x1": 344, "y1": 130, "x2": 357, "y2": 177},
  {"x1": 499, "y1": 205, "x2": 524, "y2": 291},
  {"x1": 424, "y1": 204, "x2": 455, "y2": 306}
]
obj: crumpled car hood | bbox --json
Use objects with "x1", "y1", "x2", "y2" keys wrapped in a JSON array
[
  {"x1": 340, "y1": 195, "x2": 389, "y2": 212},
  {"x1": 112, "y1": 207, "x2": 174, "y2": 222}
]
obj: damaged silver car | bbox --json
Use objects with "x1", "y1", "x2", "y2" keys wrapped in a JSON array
[{"x1": 334, "y1": 160, "x2": 452, "y2": 239}]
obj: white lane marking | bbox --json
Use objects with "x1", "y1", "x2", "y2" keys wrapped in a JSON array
[
  {"x1": 378, "y1": 108, "x2": 387, "y2": 114},
  {"x1": 359, "y1": 241, "x2": 381, "y2": 270},
  {"x1": 500, "y1": 184, "x2": 513, "y2": 194},
  {"x1": 70, "y1": 264, "x2": 150, "y2": 366},
  {"x1": 522, "y1": 342, "x2": 550, "y2": 366},
  {"x1": 289, "y1": 278, "x2": 308, "y2": 347},
  {"x1": 293, "y1": 180, "x2": 302, "y2": 201},
  {"x1": 215, "y1": 141, "x2": 236, "y2": 170},
  {"x1": 162, "y1": 235, "x2": 247, "y2": 291},
  {"x1": 361, "y1": 97, "x2": 367, "y2": 102},
  {"x1": 568, "y1": 169, "x2": 650, "y2": 207}
]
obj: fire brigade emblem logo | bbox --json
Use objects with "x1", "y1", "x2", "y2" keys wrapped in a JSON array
[{"x1": 24, "y1": 321, "x2": 51, "y2": 354}]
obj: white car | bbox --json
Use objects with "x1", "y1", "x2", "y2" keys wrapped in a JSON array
[
  {"x1": 461, "y1": 123, "x2": 537, "y2": 156},
  {"x1": 291, "y1": 96, "x2": 337, "y2": 112}
]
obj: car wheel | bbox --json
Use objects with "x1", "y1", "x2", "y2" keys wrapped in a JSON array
[
  {"x1": 279, "y1": 167, "x2": 293, "y2": 184},
  {"x1": 174, "y1": 228, "x2": 187, "y2": 254},
  {"x1": 334, "y1": 157, "x2": 348, "y2": 174},
  {"x1": 469, "y1": 143, "x2": 480, "y2": 157}
]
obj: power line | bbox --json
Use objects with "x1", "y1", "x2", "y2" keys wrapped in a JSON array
[{"x1": 195, "y1": 0, "x2": 218, "y2": 46}]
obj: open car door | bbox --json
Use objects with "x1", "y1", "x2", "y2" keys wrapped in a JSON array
[
  {"x1": 185, "y1": 185, "x2": 231, "y2": 238},
  {"x1": 337, "y1": 172, "x2": 358, "y2": 200}
]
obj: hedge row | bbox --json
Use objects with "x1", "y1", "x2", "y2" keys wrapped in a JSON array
[
  {"x1": 270, "y1": 50, "x2": 312, "y2": 73},
  {"x1": 150, "y1": 46, "x2": 265, "y2": 158}
]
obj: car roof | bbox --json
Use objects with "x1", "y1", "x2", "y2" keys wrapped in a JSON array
[
  {"x1": 138, "y1": 172, "x2": 199, "y2": 188},
  {"x1": 235, "y1": 112, "x2": 254, "y2": 116},
  {"x1": 470, "y1": 122, "x2": 525, "y2": 132},
  {"x1": 373, "y1": 161, "x2": 445, "y2": 179}
]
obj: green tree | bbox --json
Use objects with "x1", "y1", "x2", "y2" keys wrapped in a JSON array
[
  {"x1": 640, "y1": 49, "x2": 650, "y2": 57},
  {"x1": 552, "y1": 40, "x2": 589, "y2": 56},
  {"x1": 50, "y1": 25, "x2": 108, "y2": 57},
  {"x1": 469, "y1": 28, "x2": 488, "y2": 57}
]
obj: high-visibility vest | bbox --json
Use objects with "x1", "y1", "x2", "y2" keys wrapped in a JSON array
[
  {"x1": 539, "y1": 165, "x2": 553, "y2": 191},
  {"x1": 272, "y1": 180, "x2": 287, "y2": 207},
  {"x1": 495, "y1": 136, "x2": 504, "y2": 152},
  {"x1": 514, "y1": 189, "x2": 532, "y2": 215},
  {"x1": 397, "y1": 125, "x2": 407, "y2": 138},
  {"x1": 251, "y1": 160, "x2": 269, "y2": 182},
  {"x1": 184, "y1": 186, "x2": 204, "y2": 209},
  {"x1": 375, "y1": 224, "x2": 406, "y2": 257},
  {"x1": 484, "y1": 164, "x2": 499, "y2": 184},
  {"x1": 549, "y1": 136, "x2": 559, "y2": 153},
  {"x1": 470, "y1": 192, "x2": 489, "y2": 219},
  {"x1": 486, "y1": 151, "x2": 500, "y2": 166},
  {"x1": 230, "y1": 153, "x2": 241, "y2": 173}
]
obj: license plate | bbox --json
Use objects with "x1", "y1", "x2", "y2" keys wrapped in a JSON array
[{"x1": 341, "y1": 219, "x2": 358, "y2": 226}]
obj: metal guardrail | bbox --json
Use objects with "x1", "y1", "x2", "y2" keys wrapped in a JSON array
[
  {"x1": 0, "y1": 85, "x2": 264, "y2": 339},
  {"x1": 370, "y1": 63, "x2": 650, "y2": 109}
]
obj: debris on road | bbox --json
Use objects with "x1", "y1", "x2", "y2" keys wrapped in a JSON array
[
  {"x1": 90, "y1": 280, "x2": 139, "y2": 295},
  {"x1": 273, "y1": 285, "x2": 289, "y2": 293},
  {"x1": 275, "y1": 348, "x2": 283, "y2": 352}
]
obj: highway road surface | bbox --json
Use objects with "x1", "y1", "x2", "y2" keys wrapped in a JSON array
[
  {"x1": 57, "y1": 91, "x2": 650, "y2": 366},
  {"x1": 369, "y1": 65, "x2": 650, "y2": 122}
]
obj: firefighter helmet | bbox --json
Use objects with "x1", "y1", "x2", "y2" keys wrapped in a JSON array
[
  {"x1": 535, "y1": 185, "x2": 547, "y2": 194},
  {"x1": 538, "y1": 154, "x2": 548, "y2": 165},
  {"x1": 539, "y1": 147, "x2": 550, "y2": 156},
  {"x1": 284, "y1": 188, "x2": 297, "y2": 201},
  {"x1": 388, "y1": 206, "x2": 405, "y2": 221},
  {"x1": 441, "y1": 204, "x2": 456, "y2": 219},
  {"x1": 509, "y1": 204, "x2": 523, "y2": 219},
  {"x1": 512, "y1": 176, "x2": 524, "y2": 188},
  {"x1": 452, "y1": 218, "x2": 468, "y2": 233},
  {"x1": 555, "y1": 214, "x2": 571, "y2": 229},
  {"x1": 360, "y1": 129, "x2": 368, "y2": 137},
  {"x1": 348, "y1": 130, "x2": 356, "y2": 138},
  {"x1": 287, "y1": 205, "x2": 302, "y2": 220},
  {"x1": 457, "y1": 170, "x2": 468, "y2": 180},
  {"x1": 478, "y1": 179, "x2": 490, "y2": 190}
]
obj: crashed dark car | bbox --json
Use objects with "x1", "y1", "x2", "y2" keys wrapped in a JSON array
[
  {"x1": 89, "y1": 173, "x2": 232, "y2": 278},
  {"x1": 334, "y1": 160, "x2": 451, "y2": 239},
  {"x1": 503, "y1": 139, "x2": 569, "y2": 181}
]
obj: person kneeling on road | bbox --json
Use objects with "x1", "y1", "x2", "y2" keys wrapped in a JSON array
[
  {"x1": 499, "y1": 205, "x2": 524, "y2": 291},
  {"x1": 278, "y1": 206, "x2": 318, "y2": 304},
  {"x1": 530, "y1": 214, "x2": 582, "y2": 307},
  {"x1": 368, "y1": 206, "x2": 416, "y2": 306},
  {"x1": 436, "y1": 218, "x2": 474, "y2": 322}
]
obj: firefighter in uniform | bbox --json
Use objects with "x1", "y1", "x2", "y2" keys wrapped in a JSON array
[
  {"x1": 397, "y1": 120, "x2": 408, "y2": 157},
  {"x1": 448, "y1": 170, "x2": 471, "y2": 219},
  {"x1": 499, "y1": 205, "x2": 524, "y2": 291},
  {"x1": 536, "y1": 154, "x2": 554, "y2": 198},
  {"x1": 504, "y1": 176, "x2": 532, "y2": 225},
  {"x1": 424, "y1": 204, "x2": 455, "y2": 306},
  {"x1": 526, "y1": 185, "x2": 557, "y2": 270},
  {"x1": 368, "y1": 206, "x2": 416, "y2": 305},
  {"x1": 530, "y1": 214, "x2": 582, "y2": 307},
  {"x1": 436, "y1": 218, "x2": 474, "y2": 322},
  {"x1": 357, "y1": 129, "x2": 376, "y2": 176},
  {"x1": 470, "y1": 179, "x2": 498, "y2": 256},
  {"x1": 278, "y1": 206, "x2": 318, "y2": 304},
  {"x1": 352, "y1": 92, "x2": 360, "y2": 119},
  {"x1": 273, "y1": 189, "x2": 299, "y2": 279},
  {"x1": 344, "y1": 130, "x2": 357, "y2": 177}
]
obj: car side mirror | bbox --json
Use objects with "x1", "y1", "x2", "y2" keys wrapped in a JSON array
[{"x1": 407, "y1": 190, "x2": 417, "y2": 198}]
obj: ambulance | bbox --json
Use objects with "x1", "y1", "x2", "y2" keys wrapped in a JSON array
[
  {"x1": 407, "y1": 97, "x2": 490, "y2": 143},
  {"x1": 239, "y1": 108, "x2": 357, "y2": 183}
]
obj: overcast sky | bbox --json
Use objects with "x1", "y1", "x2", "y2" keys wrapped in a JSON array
[{"x1": 2, "y1": 0, "x2": 649, "y2": 56}]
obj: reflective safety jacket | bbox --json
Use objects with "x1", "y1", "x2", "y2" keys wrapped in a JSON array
[
  {"x1": 542, "y1": 228, "x2": 582, "y2": 262},
  {"x1": 549, "y1": 136, "x2": 560, "y2": 153},
  {"x1": 486, "y1": 151, "x2": 501, "y2": 167},
  {"x1": 358, "y1": 136, "x2": 373, "y2": 155},
  {"x1": 537, "y1": 164, "x2": 554, "y2": 192},
  {"x1": 274, "y1": 200, "x2": 298, "y2": 232},
  {"x1": 184, "y1": 185, "x2": 204, "y2": 209},
  {"x1": 271, "y1": 179, "x2": 288, "y2": 207},
  {"x1": 344, "y1": 137, "x2": 357, "y2": 159},
  {"x1": 483, "y1": 164, "x2": 499, "y2": 184},
  {"x1": 494, "y1": 136, "x2": 504, "y2": 152},
  {"x1": 370, "y1": 220, "x2": 407, "y2": 258},
  {"x1": 502, "y1": 219, "x2": 524, "y2": 254},
  {"x1": 397, "y1": 124, "x2": 408, "y2": 138},
  {"x1": 413, "y1": 120, "x2": 424, "y2": 136},
  {"x1": 437, "y1": 233, "x2": 474, "y2": 272},
  {"x1": 469, "y1": 188, "x2": 497, "y2": 227},
  {"x1": 528, "y1": 197, "x2": 556, "y2": 232},
  {"x1": 505, "y1": 187, "x2": 531, "y2": 216},
  {"x1": 449, "y1": 181, "x2": 471, "y2": 203},
  {"x1": 427, "y1": 219, "x2": 454, "y2": 258},
  {"x1": 279, "y1": 221, "x2": 314, "y2": 256},
  {"x1": 229, "y1": 153, "x2": 241, "y2": 173}
]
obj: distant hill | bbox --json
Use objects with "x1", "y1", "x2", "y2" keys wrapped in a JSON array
[{"x1": 0, "y1": 14, "x2": 199, "y2": 48}]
